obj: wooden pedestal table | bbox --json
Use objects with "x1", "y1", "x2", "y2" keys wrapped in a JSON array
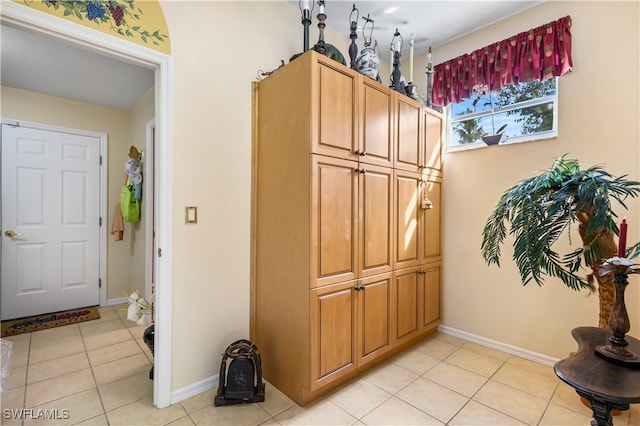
[{"x1": 554, "y1": 327, "x2": 640, "y2": 426}]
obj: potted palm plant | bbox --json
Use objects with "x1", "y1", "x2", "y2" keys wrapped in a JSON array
[
  {"x1": 472, "y1": 84, "x2": 507, "y2": 145},
  {"x1": 481, "y1": 156, "x2": 640, "y2": 328}
]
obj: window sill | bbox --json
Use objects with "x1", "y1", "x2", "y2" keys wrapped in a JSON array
[{"x1": 446, "y1": 132, "x2": 557, "y2": 153}]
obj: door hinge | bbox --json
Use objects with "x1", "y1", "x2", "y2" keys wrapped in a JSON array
[
  {"x1": 99, "y1": 278, "x2": 102, "y2": 288},
  {"x1": 158, "y1": 248, "x2": 162, "y2": 257},
  {"x1": 99, "y1": 217, "x2": 102, "y2": 227},
  {"x1": 99, "y1": 155, "x2": 103, "y2": 165}
]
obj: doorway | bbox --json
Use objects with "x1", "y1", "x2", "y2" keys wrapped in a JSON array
[{"x1": 1, "y1": 3, "x2": 173, "y2": 408}]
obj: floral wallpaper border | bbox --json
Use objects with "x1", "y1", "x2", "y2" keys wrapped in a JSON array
[{"x1": 20, "y1": 0, "x2": 170, "y2": 54}]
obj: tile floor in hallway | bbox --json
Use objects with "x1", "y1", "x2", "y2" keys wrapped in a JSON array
[{"x1": 2, "y1": 304, "x2": 639, "y2": 425}]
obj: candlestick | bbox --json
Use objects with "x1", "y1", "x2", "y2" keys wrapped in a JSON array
[
  {"x1": 618, "y1": 218, "x2": 628, "y2": 257},
  {"x1": 390, "y1": 47, "x2": 394, "y2": 84},
  {"x1": 348, "y1": 4, "x2": 359, "y2": 70},
  {"x1": 409, "y1": 33, "x2": 414, "y2": 83},
  {"x1": 313, "y1": 0, "x2": 326, "y2": 54}
]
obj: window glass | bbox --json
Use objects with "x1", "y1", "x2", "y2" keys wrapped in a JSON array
[{"x1": 447, "y1": 78, "x2": 558, "y2": 149}]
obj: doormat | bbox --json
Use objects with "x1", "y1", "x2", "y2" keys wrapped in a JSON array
[{"x1": 1, "y1": 307, "x2": 101, "y2": 337}]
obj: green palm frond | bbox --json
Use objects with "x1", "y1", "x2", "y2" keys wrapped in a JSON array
[{"x1": 481, "y1": 155, "x2": 640, "y2": 290}]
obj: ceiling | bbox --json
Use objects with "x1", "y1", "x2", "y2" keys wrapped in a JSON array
[
  {"x1": 1, "y1": 24, "x2": 155, "y2": 110},
  {"x1": 1, "y1": 1, "x2": 543, "y2": 110},
  {"x1": 304, "y1": 1, "x2": 543, "y2": 55}
]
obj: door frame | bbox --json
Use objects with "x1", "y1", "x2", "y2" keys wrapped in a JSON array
[
  {"x1": 1, "y1": 2, "x2": 174, "y2": 408},
  {"x1": 145, "y1": 118, "x2": 155, "y2": 305},
  {"x1": 0, "y1": 120, "x2": 107, "y2": 316}
]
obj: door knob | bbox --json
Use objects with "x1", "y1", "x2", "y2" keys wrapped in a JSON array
[{"x1": 4, "y1": 230, "x2": 22, "y2": 238}]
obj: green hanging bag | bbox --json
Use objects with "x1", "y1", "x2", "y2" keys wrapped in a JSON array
[{"x1": 120, "y1": 177, "x2": 140, "y2": 222}]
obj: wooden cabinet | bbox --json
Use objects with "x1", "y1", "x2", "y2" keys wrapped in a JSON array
[
  {"x1": 360, "y1": 79, "x2": 393, "y2": 168},
  {"x1": 393, "y1": 263, "x2": 441, "y2": 347},
  {"x1": 356, "y1": 273, "x2": 392, "y2": 366},
  {"x1": 358, "y1": 163, "x2": 394, "y2": 278},
  {"x1": 313, "y1": 60, "x2": 359, "y2": 160},
  {"x1": 311, "y1": 155, "x2": 358, "y2": 288},
  {"x1": 310, "y1": 280, "x2": 356, "y2": 391},
  {"x1": 253, "y1": 50, "x2": 442, "y2": 406},
  {"x1": 423, "y1": 108, "x2": 443, "y2": 173},
  {"x1": 310, "y1": 272, "x2": 392, "y2": 391},
  {"x1": 394, "y1": 95, "x2": 423, "y2": 172}
]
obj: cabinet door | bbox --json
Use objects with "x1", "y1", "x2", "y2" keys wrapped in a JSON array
[
  {"x1": 311, "y1": 155, "x2": 358, "y2": 287},
  {"x1": 394, "y1": 169, "x2": 421, "y2": 270},
  {"x1": 313, "y1": 60, "x2": 358, "y2": 160},
  {"x1": 310, "y1": 281, "x2": 356, "y2": 391},
  {"x1": 422, "y1": 264, "x2": 441, "y2": 327},
  {"x1": 360, "y1": 80, "x2": 393, "y2": 167},
  {"x1": 357, "y1": 273, "x2": 392, "y2": 366},
  {"x1": 392, "y1": 266, "x2": 421, "y2": 346},
  {"x1": 359, "y1": 164, "x2": 394, "y2": 278},
  {"x1": 394, "y1": 95, "x2": 422, "y2": 172},
  {"x1": 420, "y1": 177, "x2": 441, "y2": 262},
  {"x1": 422, "y1": 108, "x2": 442, "y2": 172}
]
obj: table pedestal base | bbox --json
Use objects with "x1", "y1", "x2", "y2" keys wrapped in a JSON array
[{"x1": 576, "y1": 389, "x2": 629, "y2": 426}]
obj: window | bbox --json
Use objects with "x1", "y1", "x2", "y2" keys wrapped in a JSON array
[{"x1": 446, "y1": 78, "x2": 558, "y2": 150}]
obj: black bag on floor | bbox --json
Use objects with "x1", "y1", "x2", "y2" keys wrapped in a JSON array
[{"x1": 214, "y1": 339, "x2": 265, "y2": 406}]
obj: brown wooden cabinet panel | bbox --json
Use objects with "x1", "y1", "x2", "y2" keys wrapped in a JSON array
[
  {"x1": 357, "y1": 273, "x2": 392, "y2": 366},
  {"x1": 310, "y1": 281, "x2": 356, "y2": 390},
  {"x1": 423, "y1": 108, "x2": 442, "y2": 172},
  {"x1": 394, "y1": 170, "x2": 421, "y2": 270},
  {"x1": 311, "y1": 155, "x2": 358, "y2": 287},
  {"x1": 422, "y1": 264, "x2": 441, "y2": 327},
  {"x1": 393, "y1": 266, "x2": 421, "y2": 344},
  {"x1": 315, "y1": 61, "x2": 358, "y2": 160},
  {"x1": 394, "y1": 96, "x2": 422, "y2": 172},
  {"x1": 359, "y1": 164, "x2": 394, "y2": 278},
  {"x1": 421, "y1": 177, "x2": 442, "y2": 262},
  {"x1": 360, "y1": 81, "x2": 393, "y2": 167}
]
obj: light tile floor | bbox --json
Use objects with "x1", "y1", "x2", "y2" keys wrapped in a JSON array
[{"x1": 2, "y1": 305, "x2": 639, "y2": 425}]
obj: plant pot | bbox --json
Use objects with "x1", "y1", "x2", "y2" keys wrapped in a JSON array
[{"x1": 482, "y1": 134, "x2": 506, "y2": 145}]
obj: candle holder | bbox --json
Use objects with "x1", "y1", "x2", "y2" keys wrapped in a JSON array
[
  {"x1": 348, "y1": 4, "x2": 359, "y2": 70},
  {"x1": 289, "y1": 1, "x2": 314, "y2": 63},
  {"x1": 425, "y1": 46, "x2": 433, "y2": 107},
  {"x1": 313, "y1": 0, "x2": 326, "y2": 55},
  {"x1": 595, "y1": 257, "x2": 640, "y2": 365},
  {"x1": 390, "y1": 28, "x2": 404, "y2": 94}
]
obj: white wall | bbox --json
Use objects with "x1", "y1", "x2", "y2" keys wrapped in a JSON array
[{"x1": 435, "y1": 1, "x2": 639, "y2": 358}]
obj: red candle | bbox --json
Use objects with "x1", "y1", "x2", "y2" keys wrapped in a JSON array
[{"x1": 618, "y1": 218, "x2": 628, "y2": 258}]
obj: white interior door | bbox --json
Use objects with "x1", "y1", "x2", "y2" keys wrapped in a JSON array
[{"x1": 1, "y1": 123, "x2": 101, "y2": 320}]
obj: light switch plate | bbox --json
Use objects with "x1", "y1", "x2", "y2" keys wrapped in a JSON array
[{"x1": 185, "y1": 206, "x2": 197, "y2": 224}]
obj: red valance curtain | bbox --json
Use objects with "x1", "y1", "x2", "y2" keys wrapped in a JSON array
[{"x1": 432, "y1": 16, "x2": 572, "y2": 106}]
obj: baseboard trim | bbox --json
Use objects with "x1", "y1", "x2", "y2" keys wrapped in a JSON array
[
  {"x1": 171, "y1": 374, "x2": 219, "y2": 404},
  {"x1": 168, "y1": 327, "x2": 558, "y2": 404},
  {"x1": 106, "y1": 297, "x2": 128, "y2": 306},
  {"x1": 438, "y1": 325, "x2": 560, "y2": 367}
]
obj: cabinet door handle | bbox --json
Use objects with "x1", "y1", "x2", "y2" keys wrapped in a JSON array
[
  {"x1": 354, "y1": 167, "x2": 361, "y2": 173},
  {"x1": 360, "y1": 151, "x2": 367, "y2": 157},
  {"x1": 360, "y1": 168, "x2": 366, "y2": 174},
  {"x1": 354, "y1": 150, "x2": 361, "y2": 156}
]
